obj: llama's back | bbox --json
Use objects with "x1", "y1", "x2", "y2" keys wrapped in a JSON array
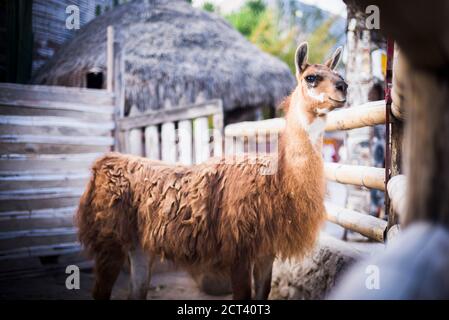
[{"x1": 75, "y1": 152, "x2": 218, "y2": 266}]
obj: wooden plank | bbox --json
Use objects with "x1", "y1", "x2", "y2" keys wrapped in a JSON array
[
  {"x1": 161, "y1": 122, "x2": 176, "y2": 163},
  {"x1": 0, "y1": 134, "x2": 113, "y2": 146},
  {"x1": 0, "y1": 82, "x2": 115, "y2": 106},
  {"x1": 0, "y1": 187, "x2": 84, "y2": 199},
  {"x1": 235, "y1": 136, "x2": 245, "y2": 156},
  {"x1": 113, "y1": 40, "x2": 125, "y2": 151},
  {"x1": 0, "y1": 115, "x2": 114, "y2": 129},
  {"x1": 0, "y1": 206, "x2": 77, "y2": 219},
  {"x1": 324, "y1": 162, "x2": 385, "y2": 190},
  {"x1": 128, "y1": 128, "x2": 143, "y2": 156},
  {"x1": 213, "y1": 112, "x2": 224, "y2": 158},
  {"x1": 0, "y1": 253, "x2": 90, "y2": 280},
  {"x1": 0, "y1": 242, "x2": 80, "y2": 261},
  {"x1": 0, "y1": 227, "x2": 77, "y2": 252},
  {"x1": 0, "y1": 123, "x2": 113, "y2": 137},
  {"x1": 178, "y1": 120, "x2": 192, "y2": 165},
  {"x1": 118, "y1": 100, "x2": 222, "y2": 131},
  {"x1": 114, "y1": 41, "x2": 125, "y2": 118},
  {"x1": 0, "y1": 172, "x2": 89, "y2": 191},
  {"x1": 0, "y1": 99, "x2": 114, "y2": 115},
  {"x1": 107, "y1": 26, "x2": 114, "y2": 93},
  {"x1": 0, "y1": 191, "x2": 81, "y2": 212},
  {"x1": 0, "y1": 214, "x2": 74, "y2": 232},
  {"x1": 325, "y1": 202, "x2": 387, "y2": 242},
  {"x1": 0, "y1": 142, "x2": 110, "y2": 154},
  {"x1": 194, "y1": 117, "x2": 209, "y2": 164},
  {"x1": 224, "y1": 136, "x2": 235, "y2": 159},
  {"x1": 0, "y1": 153, "x2": 100, "y2": 172},
  {"x1": 0, "y1": 105, "x2": 113, "y2": 121},
  {"x1": 144, "y1": 125, "x2": 160, "y2": 160}
]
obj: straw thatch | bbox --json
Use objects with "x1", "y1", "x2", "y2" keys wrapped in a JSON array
[{"x1": 33, "y1": 0, "x2": 295, "y2": 114}]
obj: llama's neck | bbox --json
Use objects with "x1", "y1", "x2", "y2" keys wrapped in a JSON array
[
  {"x1": 270, "y1": 113, "x2": 326, "y2": 258},
  {"x1": 278, "y1": 113, "x2": 325, "y2": 189},
  {"x1": 271, "y1": 98, "x2": 326, "y2": 258},
  {"x1": 280, "y1": 91, "x2": 327, "y2": 170}
]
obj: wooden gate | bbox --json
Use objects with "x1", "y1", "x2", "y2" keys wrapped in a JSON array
[{"x1": 0, "y1": 83, "x2": 115, "y2": 275}]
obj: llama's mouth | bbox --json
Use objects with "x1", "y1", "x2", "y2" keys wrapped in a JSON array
[{"x1": 329, "y1": 97, "x2": 346, "y2": 104}]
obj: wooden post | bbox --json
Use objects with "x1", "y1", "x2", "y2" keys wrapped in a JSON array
[
  {"x1": 107, "y1": 26, "x2": 114, "y2": 93},
  {"x1": 178, "y1": 120, "x2": 192, "y2": 165},
  {"x1": 128, "y1": 128, "x2": 143, "y2": 156},
  {"x1": 161, "y1": 122, "x2": 176, "y2": 163},
  {"x1": 213, "y1": 111, "x2": 224, "y2": 158},
  {"x1": 144, "y1": 126, "x2": 160, "y2": 160},
  {"x1": 113, "y1": 39, "x2": 125, "y2": 152},
  {"x1": 194, "y1": 117, "x2": 209, "y2": 164},
  {"x1": 384, "y1": 39, "x2": 395, "y2": 230}
]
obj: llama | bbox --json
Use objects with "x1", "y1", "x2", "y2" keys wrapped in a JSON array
[{"x1": 76, "y1": 42, "x2": 347, "y2": 300}]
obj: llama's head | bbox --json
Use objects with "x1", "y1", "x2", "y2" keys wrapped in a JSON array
[{"x1": 287, "y1": 42, "x2": 347, "y2": 127}]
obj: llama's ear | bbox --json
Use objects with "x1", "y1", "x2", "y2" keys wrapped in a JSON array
[
  {"x1": 295, "y1": 42, "x2": 308, "y2": 76},
  {"x1": 325, "y1": 46, "x2": 343, "y2": 70}
]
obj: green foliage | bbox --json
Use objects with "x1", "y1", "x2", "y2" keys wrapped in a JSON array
[
  {"x1": 248, "y1": 10, "x2": 298, "y2": 73},
  {"x1": 202, "y1": 2, "x2": 215, "y2": 12},
  {"x1": 307, "y1": 17, "x2": 338, "y2": 64},
  {"x1": 225, "y1": 0, "x2": 339, "y2": 74},
  {"x1": 225, "y1": 0, "x2": 266, "y2": 37}
]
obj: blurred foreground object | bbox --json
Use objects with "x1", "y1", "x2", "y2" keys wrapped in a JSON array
[{"x1": 332, "y1": 0, "x2": 449, "y2": 299}]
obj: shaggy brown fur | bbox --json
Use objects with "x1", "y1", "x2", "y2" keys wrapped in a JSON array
[{"x1": 76, "y1": 42, "x2": 347, "y2": 300}]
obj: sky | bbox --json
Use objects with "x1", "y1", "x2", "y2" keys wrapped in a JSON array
[{"x1": 193, "y1": 0, "x2": 347, "y2": 17}]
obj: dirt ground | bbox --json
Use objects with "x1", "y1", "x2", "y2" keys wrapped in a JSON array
[
  {"x1": 0, "y1": 222, "x2": 381, "y2": 300},
  {"x1": 0, "y1": 266, "x2": 231, "y2": 300}
]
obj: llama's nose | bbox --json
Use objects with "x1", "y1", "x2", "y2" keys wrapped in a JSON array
[{"x1": 335, "y1": 81, "x2": 348, "y2": 94}]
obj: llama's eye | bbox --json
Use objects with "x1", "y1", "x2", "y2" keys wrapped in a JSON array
[{"x1": 305, "y1": 75, "x2": 317, "y2": 83}]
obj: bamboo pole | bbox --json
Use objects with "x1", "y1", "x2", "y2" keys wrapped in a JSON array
[
  {"x1": 326, "y1": 100, "x2": 386, "y2": 131},
  {"x1": 224, "y1": 118, "x2": 285, "y2": 137},
  {"x1": 391, "y1": 47, "x2": 406, "y2": 121},
  {"x1": 386, "y1": 224, "x2": 401, "y2": 244},
  {"x1": 324, "y1": 162, "x2": 385, "y2": 190},
  {"x1": 386, "y1": 174, "x2": 407, "y2": 218},
  {"x1": 224, "y1": 100, "x2": 386, "y2": 137},
  {"x1": 325, "y1": 202, "x2": 387, "y2": 242}
]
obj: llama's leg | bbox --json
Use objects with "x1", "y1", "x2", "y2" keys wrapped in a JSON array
[
  {"x1": 93, "y1": 245, "x2": 126, "y2": 300},
  {"x1": 128, "y1": 245, "x2": 153, "y2": 300},
  {"x1": 230, "y1": 255, "x2": 252, "y2": 300},
  {"x1": 253, "y1": 255, "x2": 274, "y2": 300}
]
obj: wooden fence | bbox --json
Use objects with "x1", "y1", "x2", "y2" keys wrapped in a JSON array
[
  {"x1": 116, "y1": 100, "x2": 224, "y2": 164},
  {"x1": 0, "y1": 83, "x2": 115, "y2": 268},
  {"x1": 224, "y1": 99, "x2": 404, "y2": 243}
]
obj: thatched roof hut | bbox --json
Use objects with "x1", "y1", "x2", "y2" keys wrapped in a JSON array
[{"x1": 33, "y1": 0, "x2": 295, "y2": 118}]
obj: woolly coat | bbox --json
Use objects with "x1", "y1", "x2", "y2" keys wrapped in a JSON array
[{"x1": 77, "y1": 122, "x2": 326, "y2": 272}]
